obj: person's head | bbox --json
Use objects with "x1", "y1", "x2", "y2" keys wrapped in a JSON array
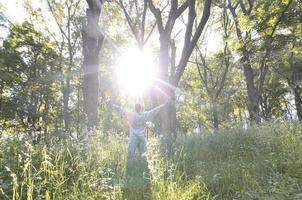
[{"x1": 135, "y1": 104, "x2": 142, "y2": 113}]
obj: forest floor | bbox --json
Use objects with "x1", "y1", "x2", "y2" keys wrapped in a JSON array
[{"x1": 1, "y1": 122, "x2": 302, "y2": 200}]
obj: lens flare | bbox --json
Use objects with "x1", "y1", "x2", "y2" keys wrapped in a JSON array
[{"x1": 117, "y1": 48, "x2": 157, "y2": 97}]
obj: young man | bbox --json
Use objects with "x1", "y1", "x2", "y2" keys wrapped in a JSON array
[{"x1": 113, "y1": 101, "x2": 170, "y2": 160}]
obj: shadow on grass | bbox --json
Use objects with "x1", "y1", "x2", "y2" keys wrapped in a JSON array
[{"x1": 123, "y1": 157, "x2": 151, "y2": 200}]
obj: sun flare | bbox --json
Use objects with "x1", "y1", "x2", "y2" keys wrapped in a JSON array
[{"x1": 116, "y1": 48, "x2": 157, "y2": 97}]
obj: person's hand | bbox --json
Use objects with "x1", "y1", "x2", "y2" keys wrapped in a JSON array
[{"x1": 112, "y1": 103, "x2": 121, "y2": 109}]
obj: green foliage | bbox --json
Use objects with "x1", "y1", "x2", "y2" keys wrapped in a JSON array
[
  {"x1": 0, "y1": 21, "x2": 60, "y2": 131},
  {"x1": 0, "y1": 134, "x2": 126, "y2": 199},
  {"x1": 1, "y1": 123, "x2": 302, "y2": 199},
  {"x1": 0, "y1": 132, "x2": 209, "y2": 200},
  {"x1": 176, "y1": 122, "x2": 302, "y2": 199},
  {"x1": 178, "y1": 59, "x2": 246, "y2": 131}
]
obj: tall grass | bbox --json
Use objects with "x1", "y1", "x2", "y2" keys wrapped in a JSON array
[
  {"x1": 176, "y1": 122, "x2": 302, "y2": 199},
  {"x1": 1, "y1": 122, "x2": 302, "y2": 199}
]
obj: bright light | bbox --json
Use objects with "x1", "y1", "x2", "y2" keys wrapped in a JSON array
[{"x1": 116, "y1": 48, "x2": 157, "y2": 97}]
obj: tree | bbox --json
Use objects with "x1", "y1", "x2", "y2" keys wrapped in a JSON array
[
  {"x1": 46, "y1": 0, "x2": 84, "y2": 132},
  {"x1": 147, "y1": 0, "x2": 212, "y2": 153},
  {"x1": 194, "y1": 3, "x2": 231, "y2": 129},
  {"x1": 118, "y1": 0, "x2": 156, "y2": 49},
  {"x1": 227, "y1": 0, "x2": 293, "y2": 123},
  {"x1": 82, "y1": 0, "x2": 104, "y2": 129},
  {"x1": 0, "y1": 22, "x2": 59, "y2": 136},
  {"x1": 281, "y1": 0, "x2": 302, "y2": 120}
]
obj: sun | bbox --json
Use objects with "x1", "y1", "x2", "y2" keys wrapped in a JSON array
[{"x1": 116, "y1": 48, "x2": 157, "y2": 97}]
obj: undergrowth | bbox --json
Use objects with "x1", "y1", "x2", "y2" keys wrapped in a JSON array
[{"x1": 0, "y1": 122, "x2": 302, "y2": 199}]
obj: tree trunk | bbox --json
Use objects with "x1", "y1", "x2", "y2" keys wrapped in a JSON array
[
  {"x1": 288, "y1": 39, "x2": 302, "y2": 121},
  {"x1": 77, "y1": 80, "x2": 81, "y2": 137},
  {"x1": 293, "y1": 86, "x2": 302, "y2": 121},
  {"x1": 62, "y1": 49, "x2": 73, "y2": 132},
  {"x1": 0, "y1": 81, "x2": 3, "y2": 114},
  {"x1": 82, "y1": 0, "x2": 104, "y2": 129},
  {"x1": 211, "y1": 102, "x2": 219, "y2": 129},
  {"x1": 148, "y1": 0, "x2": 211, "y2": 155},
  {"x1": 62, "y1": 79, "x2": 70, "y2": 131},
  {"x1": 242, "y1": 56, "x2": 261, "y2": 123},
  {"x1": 228, "y1": 1, "x2": 260, "y2": 124},
  {"x1": 158, "y1": 33, "x2": 177, "y2": 155},
  {"x1": 162, "y1": 92, "x2": 177, "y2": 155},
  {"x1": 159, "y1": 33, "x2": 169, "y2": 83}
]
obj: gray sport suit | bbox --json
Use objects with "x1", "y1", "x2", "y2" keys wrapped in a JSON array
[
  {"x1": 127, "y1": 103, "x2": 166, "y2": 160},
  {"x1": 113, "y1": 102, "x2": 169, "y2": 159}
]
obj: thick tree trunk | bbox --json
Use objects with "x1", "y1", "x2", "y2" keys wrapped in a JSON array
[
  {"x1": 161, "y1": 92, "x2": 176, "y2": 155},
  {"x1": 228, "y1": 2, "x2": 261, "y2": 124},
  {"x1": 242, "y1": 56, "x2": 261, "y2": 123},
  {"x1": 82, "y1": 1, "x2": 104, "y2": 129},
  {"x1": 288, "y1": 41, "x2": 302, "y2": 121},
  {"x1": 158, "y1": 33, "x2": 177, "y2": 155},
  {"x1": 158, "y1": 33, "x2": 170, "y2": 88},
  {"x1": 163, "y1": 102, "x2": 176, "y2": 155}
]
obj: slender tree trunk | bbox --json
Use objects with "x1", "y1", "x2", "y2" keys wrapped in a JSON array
[
  {"x1": 239, "y1": 107, "x2": 243, "y2": 125},
  {"x1": 293, "y1": 86, "x2": 302, "y2": 121},
  {"x1": 211, "y1": 101, "x2": 219, "y2": 129},
  {"x1": 0, "y1": 81, "x2": 3, "y2": 114},
  {"x1": 62, "y1": 80, "x2": 70, "y2": 131},
  {"x1": 64, "y1": 9, "x2": 75, "y2": 132},
  {"x1": 82, "y1": 0, "x2": 104, "y2": 129},
  {"x1": 40, "y1": 92, "x2": 49, "y2": 143},
  {"x1": 62, "y1": 54, "x2": 73, "y2": 132},
  {"x1": 77, "y1": 80, "x2": 81, "y2": 137}
]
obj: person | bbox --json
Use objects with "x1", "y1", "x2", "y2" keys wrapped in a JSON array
[
  {"x1": 113, "y1": 101, "x2": 171, "y2": 199},
  {"x1": 113, "y1": 101, "x2": 171, "y2": 161}
]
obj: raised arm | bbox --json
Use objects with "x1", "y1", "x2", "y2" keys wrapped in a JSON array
[
  {"x1": 144, "y1": 100, "x2": 172, "y2": 120},
  {"x1": 112, "y1": 104, "x2": 134, "y2": 122}
]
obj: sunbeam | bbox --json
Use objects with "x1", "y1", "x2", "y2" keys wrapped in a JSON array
[{"x1": 116, "y1": 48, "x2": 157, "y2": 97}]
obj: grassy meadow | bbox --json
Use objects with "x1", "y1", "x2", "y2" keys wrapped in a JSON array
[{"x1": 1, "y1": 122, "x2": 302, "y2": 200}]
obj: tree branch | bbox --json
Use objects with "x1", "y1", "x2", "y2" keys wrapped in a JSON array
[
  {"x1": 256, "y1": 0, "x2": 293, "y2": 98},
  {"x1": 181, "y1": 0, "x2": 196, "y2": 59},
  {"x1": 148, "y1": 0, "x2": 164, "y2": 32},
  {"x1": 47, "y1": 0, "x2": 68, "y2": 40},
  {"x1": 174, "y1": 0, "x2": 212, "y2": 86},
  {"x1": 239, "y1": 0, "x2": 248, "y2": 15},
  {"x1": 176, "y1": 0, "x2": 190, "y2": 18},
  {"x1": 143, "y1": 21, "x2": 157, "y2": 45},
  {"x1": 170, "y1": 39, "x2": 176, "y2": 81},
  {"x1": 119, "y1": 0, "x2": 140, "y2": 44},
  {"x1": 141, "y1": 0, "x2": 148, "y2": 46},
  {"x1": 166, "y1": 0, "x2": 178, "y2": 31}
]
